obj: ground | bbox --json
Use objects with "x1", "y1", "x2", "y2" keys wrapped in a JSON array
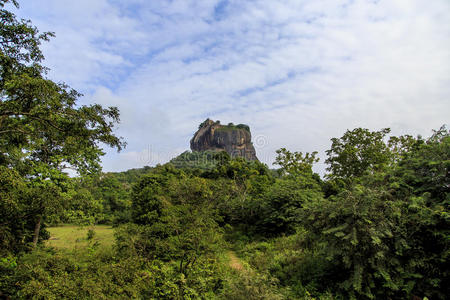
[
  {"x1": 46, "y1": 225, "x2": 115, "y2": 249},
  {"x1": 228, "y1": 250, "x2": 245, "y2": 271}
]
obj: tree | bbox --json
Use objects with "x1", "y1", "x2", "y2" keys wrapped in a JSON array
[
  {"x1": 301, "y1": 127, "x2": 449, "y2": 299},
  {"x1": 389, "y1": 126, "x2": 449, "y2": 299},
  {"x1": 257, "y1": 178, "x2": 322, "y2": 235},
  {"x1": 95, "y1": 174, "x2": 132, "y2": 223},
  {"x1": 251, "y1": 148, "x2": 323, "y2": 235},
  {"x1": 131, "y1": 173, "x2": 167, "y2": 225},
  {"x1": 0, "y1": 166, "x2": 28, "y2": 253},
  {"x1": 325, "y1": 128, "x2": 391, "y2": 181},
  {"x1": 302, "y1": 180, "x2": 408, "y2": 299},
  {"x1": 119, "y1": 168, "x2": 225, "y2": 298},
  {"x1": 274, "y1": 148, "x2": 319, "y2": 178},
  {"x1": 0, "y1": 0, "x2": 125, "y2": 251}
]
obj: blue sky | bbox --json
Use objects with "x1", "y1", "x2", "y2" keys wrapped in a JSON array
[{"x1": 14, "y1": 0, "x2": 450, "y2": 174}]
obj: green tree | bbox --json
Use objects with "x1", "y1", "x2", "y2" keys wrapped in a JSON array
[
  {"x1": 131, "y1": 173, "x2": 167, "y2": 225},
  {"x1": 0, "y1": 0, "x2": 124, "y2": 251},
  {"x1": 301, "y1": 127, "x2": 449, "y2": 299},
  {"x1": 302, "y1": 180, "x2": 407, "y2": 299},
  {"x1": 0, "y1": 166, "x2": 28, "y2": 253},
  {"x1": 212, "y1": 157, "x2": 269, "y2": 183},
  {"x1": 257, "y1": 178, "x2": 322, "y2": 235},
  {"x1": 249, "y1": 148, "x2": 323, "y2": 235},
  {"x1": 389, "y1": 126, "x2": 449, "y2": 299},
  {"x1": 95, "y1": 174, "x2": 132, "y2": 223},
  {"x1": 274, "y1": 148, "x2": 319, "y2": 177},
  {"x1": 119, "y1": 170, "x2": 225, "y2": 298},
  {"x1": 325, "y1": 128, "x2": 391, "y2": 181}
]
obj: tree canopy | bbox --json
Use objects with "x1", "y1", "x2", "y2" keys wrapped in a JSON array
[{"x1": 0, "y1": 0, "x2": 124, "y2": 252}]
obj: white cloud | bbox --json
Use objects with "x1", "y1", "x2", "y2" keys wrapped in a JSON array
[{"x1": 16, "y1": 0, "x2": 450, "y2": 174}]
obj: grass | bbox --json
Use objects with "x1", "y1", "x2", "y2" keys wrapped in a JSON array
[{"x1": 46, "y1": 225, "x2": 115, "y2": 249}]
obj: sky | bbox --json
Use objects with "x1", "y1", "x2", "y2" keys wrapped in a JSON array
[{"x1": 14, "y1": 0, "x2": 450, "y2": 175}]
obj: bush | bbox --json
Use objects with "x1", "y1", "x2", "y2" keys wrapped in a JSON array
[
  {"x1": 86, "y1": 229, "x2": 95, "y2": 240},
  {"x1": 221, "y1": 270, "x2": 283, "y2": 300}
]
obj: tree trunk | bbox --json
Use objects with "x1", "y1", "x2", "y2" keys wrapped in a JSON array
[{"x1": 32, "y1": 215, "x2": 42, "y2": 248}]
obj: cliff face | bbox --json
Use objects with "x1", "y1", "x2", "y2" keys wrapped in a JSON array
[{"x1": 190, "y1": 119, "x2": 258, "y2": 161}]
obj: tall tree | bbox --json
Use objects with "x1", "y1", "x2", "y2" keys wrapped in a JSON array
[
  {"x1": 0, "y1": 0, "x2": 125, "y2": 251},
  {"x1": 325, "y1": 128, "x2": 391, "y2": 181}
]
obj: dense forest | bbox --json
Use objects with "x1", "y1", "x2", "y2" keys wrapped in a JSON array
[{"x1": 0, "y1": 1, "x2": 449, "y2": 299}]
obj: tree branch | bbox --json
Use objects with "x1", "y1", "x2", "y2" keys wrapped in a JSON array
[{"x1": 0, "y1": 111, "x2": 66, "y2": 131}]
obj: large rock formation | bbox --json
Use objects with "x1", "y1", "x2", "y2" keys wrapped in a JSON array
[{"x1": 190, "y1": 119, "x2": 258, "y2": 160}]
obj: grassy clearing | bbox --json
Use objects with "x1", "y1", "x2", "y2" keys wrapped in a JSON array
[{"x1": 46, "y1": 225, "x2": 115, "y2": 249}]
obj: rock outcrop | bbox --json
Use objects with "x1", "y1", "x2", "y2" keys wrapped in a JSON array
[{"x1": 190, "y1": 119, "x2": 258, "y2": 161}]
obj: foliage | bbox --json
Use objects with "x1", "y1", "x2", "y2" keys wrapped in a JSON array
[
  {"x1": 325, "y1": 128, "x2": 392, "y2": 181},
  {"x1": 250, "y1": 148, "x2": 324, "y2": 236},
  {"x1": 300, "y1": 127, "x2": 449, "y2": 299},
  {"x1": 238, "y1": 232, "x2": 338, "y2": 299},
  {"x1": 389, "y1": 126, "x2": 450, "y2": 299},
  {"x1": 93, "y1": 174, "x2": 132, "y2": 224},
  {"x1": 110, "y1": 168, "x2": 228, "y2": 297},
  {"x1": 130, "y1": 167, "x2": 179, "y2": 225},
  {"x1": 0, "y1": 0, "x2": 124, "y2": 251},
  {"x1": 3, "y1": 123, "x2": 447, "y2": 299},
  {"x1": 125, "y1": 169, "x2": 224, "y2": 259},
  {"x1": 256, "y1": 177, "x2": 322, "y2": 235},
  {"x1": 302, "y1": 182, "x2": 406, "y2": 299},
  {"x1": 0, "y1": 165, "x2": 53, "y2": 253},
  {"x1": 0, "y1": 2, "x2": 124, "y2": 172},
  {"x1": 210, "y1": 156, "x2": 270, "y2": 182},
  {"x1": 2, "y1": 247, "x2": 154, "y2": 299},
  {"x1": 170, "y1": 150, "x2": 229, "y2": 170},
  {"x1": 221, "y1": 269, "x2": 283, "y2": 300},
  {"x1": 274, "y1": 148, "x2": 319, "y2": 177},
  {"x1": 0, "y1": 166, "x2": 29, "y2": 253}
]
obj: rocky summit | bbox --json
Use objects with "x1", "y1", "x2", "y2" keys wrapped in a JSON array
[{"x1": 190, "y1": 119, "x2": 258, "y2": 160}]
